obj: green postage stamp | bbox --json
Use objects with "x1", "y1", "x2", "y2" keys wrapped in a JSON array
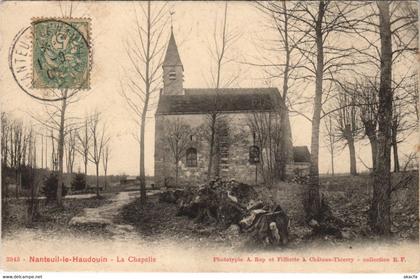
[{"x1": 32, "y1": 18, "x2": 91, "y2": 89}]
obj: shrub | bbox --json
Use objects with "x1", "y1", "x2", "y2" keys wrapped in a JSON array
[
  {"x1": 71, "y1": 172, "x2": 86, "y2": 191},
  {"x1": 41, "y1": 172, "x2": 68, "y2": 203}
]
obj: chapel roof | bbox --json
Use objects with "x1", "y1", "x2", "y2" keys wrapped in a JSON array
[
  {"x1": 155, "y1": 88, "x2": 285, "y2": 115},
  {"x1": 162, "y1": 30, "x2": 183, "y2": 68}
]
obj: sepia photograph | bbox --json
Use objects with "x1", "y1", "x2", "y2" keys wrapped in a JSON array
[{"x1": 0, "y1": 0, "x2": 419, "y2": 275}]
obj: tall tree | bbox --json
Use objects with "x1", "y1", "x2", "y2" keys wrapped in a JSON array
[
  {"x1": 256, "y1": 1, "x2": 309, "y2": 180},
  {"x1": 266, "y1": 1, "x2": 365, "y2": 221},
  {"x1": 205, "y1": 1, "x2": 239, "y2": 180},
  {"x1": 87, "y1": 112, "x2": 109, "y2": 197},
  {"x1": 102, "y1": 143, "x2": 110, "y2": 190},
  {"x1": 1, "y1": 113, "x2": 10, "y2": 214},
  {"x1": 30, "y1": 89, "x2": 83, "y2": 206},
  {"x1": 346, "y1": 1, "x2": 417, "y2": 234},
  {"x1": 369, "y1": 1, "x2": 393, "y2": 235},
  {"x1": 66, "y1": 130, "x2": 77, "y2": 175},
  {"x1": 121, "y1": 1, "x2": 168, "y2": 205},
  {"x1": 323, "y1": 114, "x2": 338, "y2": 176},
  {"x1": 333, "y1": 84, "x2": 361, "y2": 175},
  {"x1": 76, "y1": 118, "x2": 91, "y2": 190},
  {"x1": 355, "y1": 77, "x2": 379, "y2": 172}
]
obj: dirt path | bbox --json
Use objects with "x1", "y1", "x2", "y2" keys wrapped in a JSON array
[{"x1": 69, "y1": 191, "x2": 159, "y2": 240}]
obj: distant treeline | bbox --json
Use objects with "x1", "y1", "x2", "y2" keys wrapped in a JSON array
[{"x1": 2, "y1": 165, "x2": 153, "y2": 190}]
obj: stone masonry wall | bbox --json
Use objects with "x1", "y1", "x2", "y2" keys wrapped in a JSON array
[{"x1": 155, "y1": 113, "x2": 280, "y2": 187}]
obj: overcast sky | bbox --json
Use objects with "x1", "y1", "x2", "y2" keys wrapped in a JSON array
[{"x1": 0, "y1": 1, "x2": 417, "y2": 176}]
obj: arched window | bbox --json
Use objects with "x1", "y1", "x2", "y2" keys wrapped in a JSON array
[{"x1": 186, "y1": 147, "x2": 197, "y2": 167}]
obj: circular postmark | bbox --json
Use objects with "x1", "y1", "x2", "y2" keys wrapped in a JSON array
[{"x1": 9, "y1": 18, "x2": 91, "y2": 101}]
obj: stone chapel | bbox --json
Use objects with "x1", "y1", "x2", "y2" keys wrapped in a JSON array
[{"x1": 154, "y1": 30, "x2": 309, "y2": 187}]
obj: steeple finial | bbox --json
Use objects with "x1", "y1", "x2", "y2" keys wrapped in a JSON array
[
  {"x1": 170, "y1": 10, "x2": 175, "y2": 32},
  {"x1": 163, "y1": 19, "x2": 183, "y2": 69}
]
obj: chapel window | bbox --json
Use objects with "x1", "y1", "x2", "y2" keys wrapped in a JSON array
[{"x1": 186, "y1": 147, "x2": 197, "y2": 167}]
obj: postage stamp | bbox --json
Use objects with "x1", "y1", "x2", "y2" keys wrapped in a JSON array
[{"x1": 31, "y1": 18, "x2": 91, "y2": 89}]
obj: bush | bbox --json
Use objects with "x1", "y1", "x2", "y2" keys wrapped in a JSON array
[
  {"x1": 41, "y1": 172, "x2": 68, "y2": 203},
  {"x1": 71, "y1": 172, "x2": 86, "y2": 191}
]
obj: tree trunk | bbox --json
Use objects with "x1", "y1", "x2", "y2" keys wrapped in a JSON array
[
  {"x1": 175, "y1": 160, "x2": 179, "y2": 187},
  {"x1": 344, "y1": 124, "x2": 357, "y2": 175},
  {"x1": 95, "y1": 163, "x2": 99, "y2": 197},
  {"x1": 330, "y1": 143, "x2": 335, "y2": 176},
  {"x1": 139, "y1": 114, "x2": 147, "y2": 205},
  {"x1": 84, "y1": 158, "x2": 88, "y2": 190},
  {"x1": 56, "y1": 90, "x2": 67, "y2": 207},
  {"x1": 305, "y1": 0, "x2": 325, "y2": 222},
  {"x1": 207, "y1": 114, "x2": 217, "y2": 180},
  {"x1": 368, "y1": 134, "x2": 378, "y2": 172},
  {"x1": 348, "y1": 137, "x2": 357, "y2": 176},
  {"x1": 138, "y1": 1, "x2": 151, "y2": 206},
  {"x1": 279, "y1": 0, "x2": 291, "y2": 181},
  {"x1": 369, "y1": 1, "x2": 393, "y2": 236},
  {"x1": 391, "y1": 128, "x2": 399, "y2": 172}
]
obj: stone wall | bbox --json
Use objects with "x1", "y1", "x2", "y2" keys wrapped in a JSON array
[{"x1": 155, "y1": 112, "x2": 293, "y2": 187}]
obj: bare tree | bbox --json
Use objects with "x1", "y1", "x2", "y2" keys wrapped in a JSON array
[
  {"x1": 390, "y1": 74, "x2": 418, "y2": 173},
  {"x1": 323, "y1": 114, "x2": 338, "y2": 176},
  {"x1": 1, "y1": 113, "x2": 10, "y2": 168},
  {"x1": 10, "y1": 120, "x2": 27, "y2": 198},
  {"x1": 1, "y1": 113, "x2": 10, "y2": 215},
  {"x1": 205, "y1": 2, "x2": 239, "y2": 180},
  {"x1": 355, "y1": 77, "x2": 379, "y2": 172},
  {"x1": 162, "y1": 117, "x2": 192, "y2": 186},
  {"x1": 102, "y1": 143, "x2": 110, "y2": 190},
  {"x1": 343, "y1": 1, "x2": 418, "y2": 234},
  {"x1": 121, "y1": 1, "x2": 168, "y2": 205},
  {"x1": 247, "y1": 111, "x2": 282, "y2": 186},
  {"x1": 26, "y1": 131, "x2": 41, "y2": 226},
  {"x1": 76, "y1": 118, "x2": 91, "y2": 190},
  {"x1": 66, "y1": 130, "x2": 77, "y2": 175},
  {"x1": 255, "y1": 1, "x2": 310, "y2": 180},
  {"x1": 29, "y1": 88, "x2": 83, "y2": 206},
  {"x1": 368, "y1": 1, "x2": 394, "y2": 235},
  {"x1": 87, "y1": 112, "x2": 109, "y2": 197},
  {"x1": 332, "y1": 84, "x2": 361, "y2": 175},
  {"x1": 262, "y1": 1, "x2": 367, "y2": 221}
]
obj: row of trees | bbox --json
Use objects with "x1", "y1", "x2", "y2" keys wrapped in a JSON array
[
  {"x1": 1, "y1": 110, "x2": 111, "y2": 201},
  {"x1": 323, "y1": 71, "x2": 417, "y2": 175},
  {"x1": 1, "y1": 113, "x2": 38, "y2": 198},
  {"x1": 256, "y1": 1, "x2": 417, "y2": 234}
]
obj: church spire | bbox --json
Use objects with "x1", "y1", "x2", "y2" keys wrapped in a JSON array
[
  {"x1": 163, "y1": 29, "x2": 183, "y2": 69},
  {"x1": 162, "y1": 28, "x2": 184, "y2": 95}
]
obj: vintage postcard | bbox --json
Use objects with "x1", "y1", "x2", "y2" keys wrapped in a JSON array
[{"x1": 0, "y1": 0, "x2": 419, "y2": 275}]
